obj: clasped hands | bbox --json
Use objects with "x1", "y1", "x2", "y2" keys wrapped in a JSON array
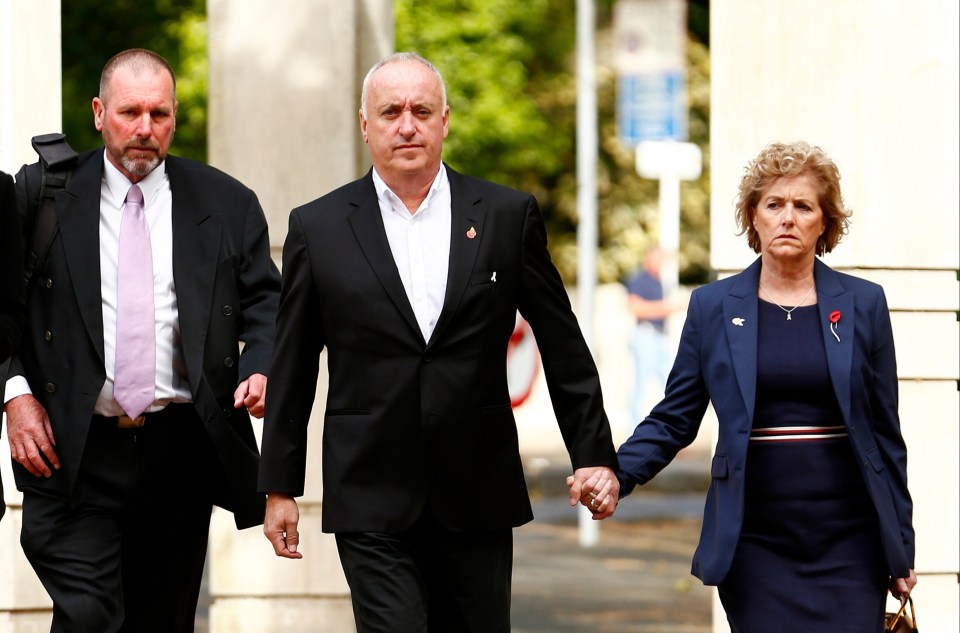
[
  {"x1": 263, "y1": 468, "x2": 621, "y2": 560},
  {"x1": 567, "y1": 466, "x2": 619, "y2": 520}
]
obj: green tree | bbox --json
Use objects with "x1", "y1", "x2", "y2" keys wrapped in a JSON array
[
  {"x1": 397, "y1": 0, "x2": 711, "y2": 284},
  {"x1": 60, "y1": 0, "x2": 208, "y2": 161}
]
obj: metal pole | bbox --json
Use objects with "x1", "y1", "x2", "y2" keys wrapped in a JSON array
[
  {"x1": 658, "y1": 166, "x2": 681, "y2": 301},
  {"x1": 576, "y1": 0, "x2": 600, "y2": 549}
]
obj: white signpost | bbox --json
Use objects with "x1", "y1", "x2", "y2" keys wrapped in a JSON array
[
  {"x1": 635, "y1": 140, "x2": 701, "y2": 297},
  {"x1": 614, "y1": 0, "x2": 700, "y2": 296}
]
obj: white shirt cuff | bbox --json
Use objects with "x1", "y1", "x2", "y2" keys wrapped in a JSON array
[{"x1": 3, "y1": 376, "x2": 32, "y2": 405}]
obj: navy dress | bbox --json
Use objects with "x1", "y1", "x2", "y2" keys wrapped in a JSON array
[{"x1": 718, "y1": 301, "x2": 887, "y2": 633}]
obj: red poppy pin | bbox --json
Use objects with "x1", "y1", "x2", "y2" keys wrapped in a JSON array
[{"x1": 829, "y1": 310, "x2": 841, "y2": 342}]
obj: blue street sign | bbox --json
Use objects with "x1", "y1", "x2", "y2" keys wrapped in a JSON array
[{"x1": 617, "y1": 71, "x2": 687, "y2": 146}]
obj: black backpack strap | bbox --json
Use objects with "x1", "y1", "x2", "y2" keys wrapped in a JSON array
[
  {"x1": 23, "y1": 133, "x2": 78, "y2": 288},
  {"x1": 32, "y1": 133, "x2": 79, "y2": 170}
]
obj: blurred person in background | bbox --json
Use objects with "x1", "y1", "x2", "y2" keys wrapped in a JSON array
[
  {"x1": 623, "y1": 245, "x2": 680, "y2": 438},
  {"x1": 580, "y1": 141, "x2": 916, "y2": 632}
]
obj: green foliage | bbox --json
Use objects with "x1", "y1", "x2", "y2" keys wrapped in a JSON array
[
  {"x1": 397, "y1": 1, "x2": 711, "y2": 284},
  {"x1": 57, "y1": 1, "x2": 709, "y2": 284},
  {"x1": 397, "y1": 0, "x2": 575, "y2": 203},
  {"x1": 60, "y1": 0, "x2": 208, "y2": 161}
]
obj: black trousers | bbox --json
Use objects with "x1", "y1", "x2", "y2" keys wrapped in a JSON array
[
  {"x1": 335, "y1": 507, "x2": 513, "y2": 633},
  {"x1": 20, "y1": 404, "x2": 214, "y2": 633}
]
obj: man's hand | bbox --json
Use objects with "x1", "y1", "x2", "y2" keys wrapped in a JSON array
[
  {"x1": 5, "y1": 394, "x2": 60, "y2": 478},
  {"x1": 264, "y1": 492, "x2": 303, "y2": 559},
  {"x1": 234, "y1": 373, "x2": 267, "y2": 418},
  {"x1": 567, "y1": 466, "x2": 619, "y2": 520}
]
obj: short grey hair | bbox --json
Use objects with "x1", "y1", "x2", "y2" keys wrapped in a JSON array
[
  {"x1": 360, "y1": 52, "x2": 447, "y2": 118},
  {"x1": 99, "y1": 48, "x2": 177, "y2": 103}
]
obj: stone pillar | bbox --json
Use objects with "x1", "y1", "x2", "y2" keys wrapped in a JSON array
[
  {"x1": 0, "y1": 0, "x2": 60, "y2": 628},
  {"x1": 206, "y1": 2, "x2": 392, "y2": 630},
  {"x1": 710, "y1": 1, "x2": 959, "y2": 631},
  {"x1": 0, "y1": 0, "x2": 62, "y2": 171}
]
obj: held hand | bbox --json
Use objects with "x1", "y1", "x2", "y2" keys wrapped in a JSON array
[
  {"x1": 889, "y1": 569, "x2": 917, "y2": 599},
  {"x1": 264, "y1": 493, "x2": 303, "y2": 559},
  {"x1": 567, "y1": 466, "x2": 619, "y2": 520},
  {"x1": 234, "y1": 373, "x2": 267, "y2": 418},
  {"x1": 4, "y1": 394, "x2": 60, "y2": 478}
]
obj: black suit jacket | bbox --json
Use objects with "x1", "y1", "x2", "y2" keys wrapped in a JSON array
[
  {"x1": 259, "y1": 165, "x2": 617, "y2": 533},
  {"x1": 1, "y1": 169, "x2": 24, "y2": 522},
  {"x1": 0, "y1": 170, "x2": 23, "y2": 362},
  {"x1": 12, "y1": 149, "x2": 280, "y2": 528}
]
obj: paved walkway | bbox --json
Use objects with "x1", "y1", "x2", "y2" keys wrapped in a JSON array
[
  {"x1": 512, "y1": 492, "x2": 712, "y2": 633},
  {"x1": 196, "y1": 452, "x2": 714, "y2": 632}
]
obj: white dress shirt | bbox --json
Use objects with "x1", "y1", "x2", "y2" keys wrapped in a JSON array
[
  {"x1": 3, "y1": 154, "x2": 191, "y2": 413},
  {"x1": 372, "y1": 166, "x2": 451, "y2": 343}
]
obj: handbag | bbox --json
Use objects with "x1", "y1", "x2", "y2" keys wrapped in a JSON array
[{"x1": 884, "y1": 595, "x2": 917, "y2": 632}]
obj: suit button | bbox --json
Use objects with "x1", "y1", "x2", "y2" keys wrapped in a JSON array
[
  {"x1": 44, "y1": 330, "x2": 53, "y2": 341},
  {"x1": 222, "y1": 305, "x2": 234, "y2": 316},
  {"x1": 224, "y1": 357, "x2": 235, "y2": 368},
  {"x1": 44, "y1": 278, "x2": 53, "y2": 289},
  {"x1": 44, "y1": 382, "x2": 56, "y2": 393}
]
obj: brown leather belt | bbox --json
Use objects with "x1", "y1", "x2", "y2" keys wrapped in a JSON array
[
  {"x1": 116, "y1": 414, "x2": 147, "y2": 429},
  {"x1": 94, "y1": 403, "x2": 195, "y2": 430}
]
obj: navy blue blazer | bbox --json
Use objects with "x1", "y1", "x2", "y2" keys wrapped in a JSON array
[{"x1": 617, "y1": 257, "x2": 915, "y2": 585}]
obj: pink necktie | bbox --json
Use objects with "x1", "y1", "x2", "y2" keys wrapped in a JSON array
[{"x1": 114, "y1": 184, "x2": 155, "y2": 419}]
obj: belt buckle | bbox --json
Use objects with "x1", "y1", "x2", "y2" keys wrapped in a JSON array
[{"x1": 117, "y1": 414, "x2": 146, "y2": 429}]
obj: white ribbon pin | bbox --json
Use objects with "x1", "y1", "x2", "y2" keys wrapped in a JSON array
[{"x1": 731, "y1": 317, "x2": 745, "y2": 327}]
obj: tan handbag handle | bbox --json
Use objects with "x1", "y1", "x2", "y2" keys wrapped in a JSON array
[{"x1": 887, "y1": 594, "x2": 916, "y2": 631}]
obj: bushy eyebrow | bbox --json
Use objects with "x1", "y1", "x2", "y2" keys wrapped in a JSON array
[{"x1": 376, "y1": 99, "x2": 436, "y2": 114}]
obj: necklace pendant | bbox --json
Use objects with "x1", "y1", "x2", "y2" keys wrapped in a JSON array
[{"x1": 787, "y1": 313, "x2": 792, "y2": 321}]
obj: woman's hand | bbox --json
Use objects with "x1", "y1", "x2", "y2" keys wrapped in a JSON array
[{"x1": 889, "y1": 569, "x2": 917, "y2": 599}]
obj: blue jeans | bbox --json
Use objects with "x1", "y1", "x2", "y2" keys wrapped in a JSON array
[{"x1": 628, "y1": 322, "x2": 670, "y2": 436}]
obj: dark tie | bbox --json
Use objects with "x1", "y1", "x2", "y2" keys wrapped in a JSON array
[{"x1": 114, "y1": 184, "x2": 155, "y2": 418}]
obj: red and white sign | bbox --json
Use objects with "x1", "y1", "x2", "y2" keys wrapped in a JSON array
[{"x1": 506, "y1": 315, "x2": 539, "y2": 407}]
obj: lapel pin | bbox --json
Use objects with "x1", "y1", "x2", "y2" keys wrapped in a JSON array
[
  {"x1": 491, "y1": 272, "x2": 497, "y2": 282},
  {"x1": 828, "y1": 310, "x2": 841, "y2": 342},
  {"x1": 731, "y1": 317, "x2": 745, "y2": 327},
  {"x1": 466, "y1": 226, "x2": 477, "y2": 239}
]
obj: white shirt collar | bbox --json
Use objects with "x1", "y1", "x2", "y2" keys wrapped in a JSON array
[{"x1": 371, "y1": 165, "x2": 446, "y2": 216}]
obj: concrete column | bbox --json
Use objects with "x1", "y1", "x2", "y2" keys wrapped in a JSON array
[
  {"x1": 710, "y1": 1, "x2": 959, "y2": 631},
  {"x1": 206, "y1": 2, "x2": 392, "y2": 630},
  {"x1": 0, "y1": 0, "x2": 62, "y2": 170},
  {"x1": 1, "y1": 0, "x2": 60, "y2": 628}
]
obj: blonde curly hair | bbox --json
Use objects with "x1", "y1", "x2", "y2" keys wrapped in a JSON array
[{"x1": 734, "y1": 141, "x2": 851, "y2": 255}]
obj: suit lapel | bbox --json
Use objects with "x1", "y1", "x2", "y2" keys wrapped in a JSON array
[
  {"x1": 722, "y1": 259, "x2": 762, "y2": 425},
  {"x1": 428, "y1": 167, "x2": 484, "y2": 347},
  {"x1": 56, "y1": 152, "x2": 107, "y2": 363},
  {"x1": 167, "y1": 157, "x2": 221, "y2": 392},
  {"x1": 814, "y1": 259, "x2": 854, "y2": 425},
  {"x1": 347, "y1": 174, "x2": 424, "y2": 344}
]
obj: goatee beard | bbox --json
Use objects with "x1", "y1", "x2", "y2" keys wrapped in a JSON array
[{"x1": 121, "y1": 153, "x2": 160, "y2": 178}]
